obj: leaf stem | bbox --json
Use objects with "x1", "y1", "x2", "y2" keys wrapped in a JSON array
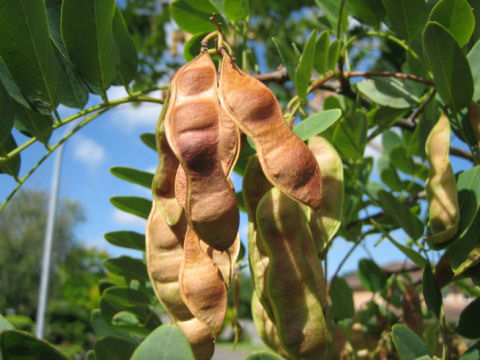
[
  {"x1": 0, "y1": 109, "x2": 108, "y2": 213},
  {"x1": 0, "y1": 95, "x2": 164, "y2": 166}
]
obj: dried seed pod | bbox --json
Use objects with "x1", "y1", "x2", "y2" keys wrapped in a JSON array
[
  {"x1": 151, "y1": 91, "x2": 183, "y2": 225},
  {"x1": 218, "y1": 49, "x2": 323, "y2": 210},
  {"x1": 179, "y1": 228, "x2": 227, "y2": 337},
  {"x1": 468, "y1": 102, "x2": 480, "y2": 150},
  {"x1": 257, "y1": 188, "x2": 329, "y2": 359},
  {"x1": 199, "y1": 234, "x2": 241, "y2": 288},
  {"x1": 306, "y1": 136, "x2": 344, "y2": 253},
  {"x1": 402, "y1": 284, "x2": 423, "y2": 336},
  {"x1": 425, "y1": 113, "x2": 459, "y2": 243},
  {"x1": 165, "y1": 50, "x2": 239, "y2": 251},
  {"x1": 251, "y1": 292, "x2": 291, "y2": 359},
  {"x1": 145, "y1": 204, "x2": 214, "y2": 359}
]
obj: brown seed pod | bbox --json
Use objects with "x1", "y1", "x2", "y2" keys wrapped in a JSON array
[
  {"x1": 164, "y1": 50, "x2": 239, "y2": 251},
  {"x1": 151, "y1": 91, "x2": 183, "y2": 226},
  {"x1": 218, "y1": 49, "x2": 323, "y2": 210},
  {"x1": 145, "y1": 203, "x2": 214, "y2": 359},
  {"x1": 425, "y1": 113, "x2": 459, "y2": 243},
  {"x1": 179, "y1": 228, "x2": 227, "y2": 337}
]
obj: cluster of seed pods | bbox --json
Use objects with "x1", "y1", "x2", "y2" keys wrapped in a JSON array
[{"x1": 146, "y1": 43, "x2": 330, "y2": 359}]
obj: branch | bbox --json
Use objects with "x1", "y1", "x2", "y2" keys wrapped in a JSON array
[
  {"x1": 345, "y1": 192, "x2": 425, "y2": 231},
  {"x1": 254, "y1": 67, "x2": 288, "y2": 83},
  {"x1": 346, "y1": 71, "x2": 434, "y2": 86}
]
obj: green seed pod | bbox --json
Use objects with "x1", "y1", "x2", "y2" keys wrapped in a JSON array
[
  {"x1": 251, "y1": 292, "x2": 291, "y2": 359},
  {"x1": 425, "y1": 113, "x2": 459, "y2": 243},
  {"x1": 306, "y1": 136, "x2": 344, "y2": 254},
  {"x1": 257, "y1": 188, "x2": 330, "y2": 359}
]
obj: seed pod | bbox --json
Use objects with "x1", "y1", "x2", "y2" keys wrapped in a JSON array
[
  {"x1": 425, "y1": 113, "x2": 459, "y2": 243},
  {"x1": 199, "y1": 234, "x2": 241, "y2": 288},
  {"x1": 145, "y1": 204, "x2": 214, "y2": 359},
  {"x1": 306, "y1": 136, "x2": 344, "y2": 253},
  {"x1": 165, "y1": 50, "x2": 239, "y2": 251},
  {"x1": 179, "y1": 228, "x2": 227, "y2": 337},
  {"x1": 468, "y1": 102, "x2": 480, "y2": 150},
  {"x1": 218, "y1": 49, "x2": 323, "y2": 210},
  {"x1": 251, "y1": 292, "x2": 290, "y2": 359},
  {"x1": 257, "y1": 188, "x2": 329, "y2": 359},
  {"x1": 151, "y1": 91, "x2": 183, "y2": 225},
  {"x1": 242, "y1": 156, "x2": 274, "y2": 317}
]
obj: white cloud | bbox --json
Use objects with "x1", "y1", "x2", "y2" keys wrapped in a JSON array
[
  {"x1": 112, "y1": 209, "x2": 147, "y2": 228},
  {"x1": 107, "y1": 86, "x2": 164, "y2": 132},
  {"x1": 72, "y1": 136, "x2": 106, "y2": 169}
]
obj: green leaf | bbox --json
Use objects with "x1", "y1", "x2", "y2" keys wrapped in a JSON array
[
  {"x1": 423, "y1": 21, "x2": 473, "y2": 112},
  {"x1": 0, "y1": 135, "x2": 21, "y2": 178},
  {"x1": 104, "y1": 231, "x2": 145, "y2": 251},
  {"x1": 45, "y1": 0, "x2": 89, "y2": 109},
  {"x1": 454, "y1": 166, "x2": 480, "y2": 238},
  {"x1": 0, "y1": 82, "x2": 14, "y2": 145},
  {"x1": 314, "y1": 31, "x2": 330, "y2": 75},
  {"x1": 326, "y1": 39, "x2": 341, "y2": 70},
  {"x1": 295, "y1": 30, "x2": 317, "y2": 100},
  {"x1": 272, "y1": 38, "x2": 296, "y2": 83},
  {"x1": 244, "y1": 351, "x2": 285, "y2": 360},
  {"x1": 329, "y1": 277, "x2": 354, "y2": 320},
  {"x1": 449, "y1": 212, "x2": 480, "y2": 273},
  {"x1": 467, "y1": 40, "x2": 480, "y2": 102},
  {"x1": 328, "y1": 110, "x2": 367, "y2": 159},
  {"x1": 91, "y1": 309, "x2": 133, "y2": 340},
  {"x1": 377, "y1": 190, "x2": 424, "y2": 240},
  {"x1": 0, "y1": 330, "x2": 68, "y2": 359},
  {"x1": 170, "y1": 0, "x2": 220, "y2": 34},
  {"x1": 0, "y1": 59, "x2": 31, "y2": 110},
  {"x1": 95, "y1": 336, "x2": 136, "y2": 360},
  {"x1": 376, "y1": 222, "x2": 426, "y2": 267},
  {"x1": 423, "y1": 262, "x2": 442, "y2": 318},
  {"x1": 110, "y1": 196, "x2": 151, "y2": 219},
  {"x1": 112, "y1": 6, "x2": 138, "y2": 86},
  {"x1": 392, "y1": 324, "x2": 430, "y2": 360},
  {"x1": 382, "y1": 0, "x2": 428, "y2": 42},
  {"x1": 315, "y1": 0, "x2": 348, "y2": 35},
  {"x1": 103, "y1": 257, "x2": 148, "y2": 283},
  {"x1": 293, "y1": 109, "x2": 342, "y2": 141},
  {"x1": 140, "y1": 133, "x2": 156, "y2": 151},
  {"x1": 13, "y1": 104, "x2": 53, "y2": 144},
  {"x1": 456, "y1": 297, "x2": 480, "y2": 339},
  {"x1": 223, "y1": 0, "x2": 249, "y2": 21},
  {"x1": 110, "y1": 167, "x2": 153, "y2": 189},
  {"x1": 0, "y1": 0, "x2": 67, "y2": 107},
  {"x1": 131, "y1": 325, "x2": 195, "y2": 360},
  {"x1": 358, "y1": 258, "x2": 387, "y2": 292},
  {"x1": 103, "y1": 286, "x2": 151, "y2": 308},
  {"x1": 184, "y1": 33, "x2": 207, "y2": 62},
  {"x1": 382, "y1": 130, "x2": 403, "y2": 154},
  {"x1": 61, "y1": 0, "x2": 119, "y2": 90},
  {"x1": 0, "y1": 315, "x2": 13, "y2": 331},
  {"x1": 429, "y1": 0, "x2": 475, "y2": 47},
  {"x1": 347, "y1": 0, "x2": 385, "y2": 28},
  {"x1": 357, "y1": 77, "x2": 419, "y2": 109}
]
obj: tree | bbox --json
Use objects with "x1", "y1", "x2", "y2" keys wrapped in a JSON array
[
  {"x1": 1, "y1": 0, "x2": 480, "y2": 359},
  {"x1": 0, "y1": 190, "x2": 84, "y2": 315}
]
